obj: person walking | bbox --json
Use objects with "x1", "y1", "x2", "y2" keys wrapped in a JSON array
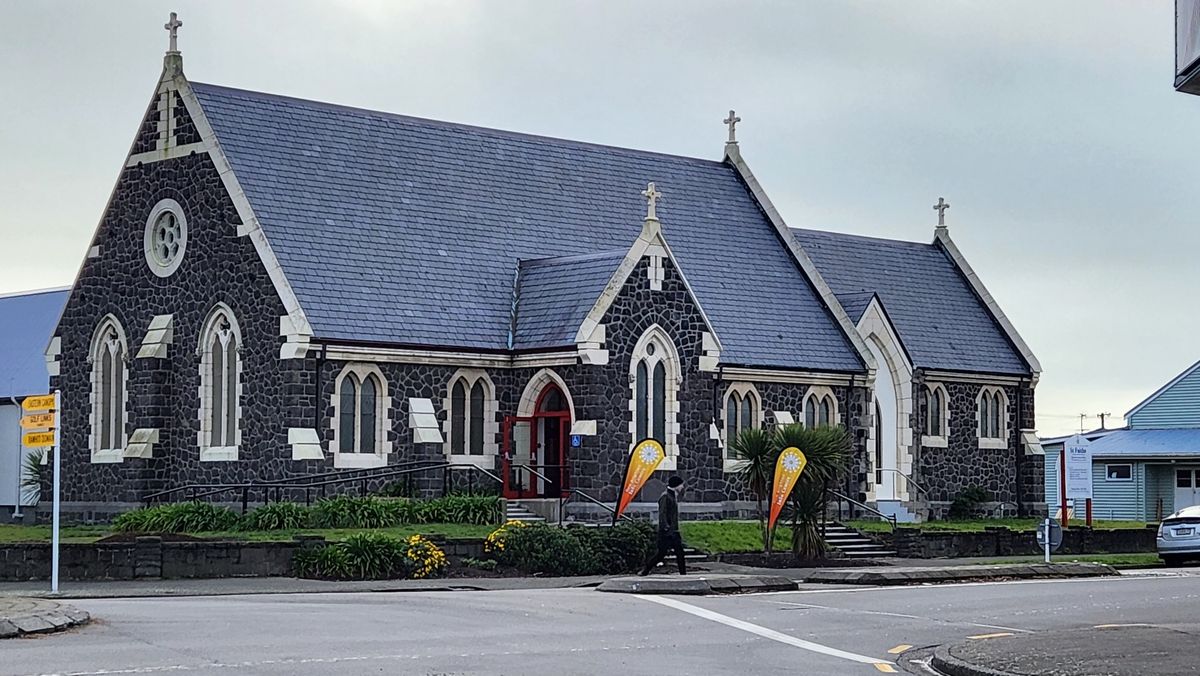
[{"x1": 639, "y1": 475, "x2": 686, "y2": 576}]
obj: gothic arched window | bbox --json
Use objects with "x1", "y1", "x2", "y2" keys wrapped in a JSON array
[
  {"x1": 802, "y1": 387, "x2": 839, "y2": 428},
  {"x1": 629, "y1": 326, "x2": 680, "y2": 460},
  {"x1": 199, "y1": 306, "x2": 241, "y2": 461},
  {"x1": 333, "y1": 363, "x2": 390, "y2": 467},
  {"x1": 924, "y1": 383, "x2": 949, "y2": 438},
  {"x1": 723, "y1": 383, "x2": 761, "y2": 460},
  {"x1": 445, "y1": 369, "x2": 496, "y2": 458},
  {"x1": 90, "y1": 316, "x2": 128, "y2": 462}
]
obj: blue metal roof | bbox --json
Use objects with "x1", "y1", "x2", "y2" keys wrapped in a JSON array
[
  {"x1": 513, "y1": 251, "x2": 625, "y2": 351},
  {"x1": 1086, "y1": 428, "x2": 1200, "y2": 458},
  {"x1": 792, "y1": 229, "x2": 1029, "y2": 375},
  {"x1": 192, "y1": 83, "x2": 864, "y2": 371},
  {"x1": 0, "y1": 288, "x2": 68, "y2": 399}
]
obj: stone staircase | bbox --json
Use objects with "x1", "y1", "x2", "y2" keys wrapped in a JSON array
[
  {"x1": 874, "y1": 499, "x2": 921, "y2": 524},
  {"x1": 823, "y1": 522, "x2": 895, "y2": 558},
  {"x1": 504, "y1": 502, "x2": 546, "y2": 524}
]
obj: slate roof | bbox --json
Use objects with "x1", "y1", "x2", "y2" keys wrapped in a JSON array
[
  {"x1": 1084, "y1": 428, "x2": 1200, "y2": 458},
  {"x1": 512, "y1": 251, "x2": 625, "y2": 351},
  {"x1": 0, "y1": 288, "x2": 68, "y2": 399},
  {"x1": 792, "y1": 229, "x2": 1029, "y2": 375},
  {"x1": 191, "y1": 83, "x2": 864, "y2": 371},
  {"x1": 834, "y1": 291, "x2": 875, "y2": 323}
]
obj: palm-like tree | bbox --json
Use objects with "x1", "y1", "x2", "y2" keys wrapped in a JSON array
[
  {"x1": 774, "y1": 423, "x2": 851, "y2": 559},
  {"x1": 730, "y1": 427, "x2": 777, "y2": 551}
]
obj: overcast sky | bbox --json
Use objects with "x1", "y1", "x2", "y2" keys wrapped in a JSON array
[{"x1": 1, "y1": 1, "x2": 1196, "y2": 436}]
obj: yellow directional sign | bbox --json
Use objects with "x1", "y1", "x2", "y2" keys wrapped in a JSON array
[
  {"x1": 20, "y1": 412, "x2": 56, "y2": 430},
  {"x1": 21, "y1": 394, "x2": 56, "y2": 412},
  {"x1": 22, "y1": 431, "x2": 55, "y2": 448}
]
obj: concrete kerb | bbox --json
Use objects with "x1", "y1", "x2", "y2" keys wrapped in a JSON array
[
  {"x1": 930, "y1": 644, "x2": 1015, "y2": 676},
  {"x1": 0, "y1": 597, "x2": 91, "y2": 638},
  {"x1": 596, "y1": 574, "x2": 797, "y2": 595},
  {"x1": 801, "y1": 562, "x2": 1117, "y2": 585}
]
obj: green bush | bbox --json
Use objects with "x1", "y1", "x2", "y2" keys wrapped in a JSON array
[
  {"x1": 293, "y1": 533, "x2": 446, "y2": 580},
  {"x1": 112, "y1": 502, "x2": 241, "y2": 533},
  {"x1": 242, "y1": 502, "x2": 311, "y2": 531},
  {"x1": 495, "y1": 521, "x2": 654, "y2": 576},
  {"x1": 417, "y1": 495, "x2": 502, "y2": 525},
  {"x1": 308, "y1": 496, "x2": 398, "y2": 529},
  {"x1": 948, "y1": 485, "x2": 992, "y2": 519}
]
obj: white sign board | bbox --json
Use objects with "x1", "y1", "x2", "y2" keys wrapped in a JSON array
[{"x1": 1064, "y1": 435, "x2": 1093, "y2": 501}]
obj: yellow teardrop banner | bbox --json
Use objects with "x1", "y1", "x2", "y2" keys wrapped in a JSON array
[
  {"x1": 616, "y1": 438, "x2": 666, "y2": 519},
  {"x1": 768, "y1": 446, "x2": 808, "y2": 532}
]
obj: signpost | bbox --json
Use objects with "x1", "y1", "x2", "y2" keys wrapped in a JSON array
[
  {"x1": 1036, "y1": 517, "x2": 1063, "y2": 563},
  {"x1": 21, "y1": 392, "x2": 60, "y2": 593},
  {"x1": 1063, "y1": 435, "x2": 1094, "y2": 528}
]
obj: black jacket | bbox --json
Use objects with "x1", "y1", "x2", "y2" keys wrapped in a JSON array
[{"x1": 657, "y1": 488, "x2": 679, "y2": 534}]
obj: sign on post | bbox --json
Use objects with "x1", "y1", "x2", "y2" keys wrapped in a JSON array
[
  {"x1": 22, "y1": 431, "x2": 55, "y2": 448},
  {"x1": 21, "y1": 394, "x2": 56, "y2": 412},
  {"x1": 1064, "y1": 435, "x2": 1093, "y2": 501},
  {"x1": 20, "y1": 412, "x2": 56, "y2": 429}
]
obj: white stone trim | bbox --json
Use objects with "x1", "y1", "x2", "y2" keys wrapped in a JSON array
[
  {"x1": 136, "y1": 314, "x2": 175, "y2": 359},
  {"x1": 143, "y1": 198, "x2": 188, "y2": 279},
  {"x1": 921, "y1": 370, "x2": 1026, "y2": 386},
  {"x1": 408, "y1": 397, "x2": 443, "y2": 445},
  {"x1": 628, "y1": 324, "x2": 681, "y2": 460},
  {"x1": 574, "y1": 216, "x2": 723, "y2": 358},
  {"x1": 570, "y1": 420, "x2": 597, "y2": 436},
  {"x1": 773, "y1": 411, "x2": 795, "y2": 425},
  {"x1": 976, "y1": 385, "x2": 1010, "y2": 450},
  {"x1": 857, "y1": 297, "x2": 915, "y2": 502},
  {"x1": 321, "y1": 344, "x2": 576, "y2": 369},
  {"x1": 719, "y1": 367, "x2": 856, "y2": 387},
  {"x1": 88, "y1": 315, "x2": 129, "y2": 464},
  {"x1": 172, "y1": 73, "x2": 315, "y2": 344},
  {"x1": 125, "y1": 142, "x2": 208, "y2": 167},
  {"x1": 289, "y1": 428, "x2": 325, "y2": 461},
  {"x1": 124, "y1": 428, "x2": 159, "y2": 459},
  {"x1": 443, "y1": 368, "x2": 500, "y2": 461},
  {"x1": 698, "y1": 331, "x2": 721, "y2": 372},
  {"x1": 934, "y1": 228, "x2": 1041, "y2": 375},
  {"x1": 517, "y1": 368, "x2": 577, "y2": 420},
  {"x1": 576, "y1": 323, "x2": 609, "y2": 366},
  {"x1": 279, "y1": 315, "x2": 312, "y2": 360},
  {"x1": 197, "y1": 304, "x2": 242, "y2": 462},
  {"x1": 44, "y1": 336, "x2": 60, "y2": 378},
  {"x1": 921, "y1": 382, "x2": 950, "y2": 448},
  {"x1": 724, "y1": 145, "x2": 876, "y2": 374},
  {"x1": 331, "y1": 363, "x2": 392, "y2": 468}
]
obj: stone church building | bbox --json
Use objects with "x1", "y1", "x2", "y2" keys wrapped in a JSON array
[{"x1": 46, "y1": 30, "x2": 1045, "y2": 521}]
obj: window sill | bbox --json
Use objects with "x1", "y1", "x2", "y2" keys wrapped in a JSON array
[
  {"x1": 449, "y1": 454, "x2": 496, "y2": 469},
  {"x1": 91, "y1": 448, "x2": 124, "y2": 464},
  {"x1": 723, "y1": 458, "x2": 748, "y2": 473},
  {"x1": 977, "y1": 438, "x2": 1007, "y2": 450},
  {"x1": 658, "y1": 456, "x2": 677, "y2": 472},
  {"x1": 201, "y1": 446, "x2": 239, "y2": 462},
  {"x1": 922, "y1": 435, "x2": 948, "y2": 448},
  {"x1": 334, "y1": 452, "x2": 387, "y2": 469}
]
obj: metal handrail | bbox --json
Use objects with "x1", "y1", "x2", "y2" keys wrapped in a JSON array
[
  {"x1": 560, "y1": 489, "x2": 631, "y2": 525},
  {"x1": 829, "y1": 489, "x2": 897, "y2": 531},
  {"x1": 877, "y1": 468, "x2": 929, "y2": 496}
]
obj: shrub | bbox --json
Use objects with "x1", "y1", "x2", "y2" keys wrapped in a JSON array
[
  {"x1": 293, "y1": 533, "x2": 446, "y2": 581},
  {"x1": 113, "y1": 502, "x2": 241, "y2": 533},
  {"x1": 418, "y1": 495, "x2": 502, "y2": 525},
  {"x1": 308, "y1": 495, "x2": 398, "y2": 529},
  {"x1": 463, "y1": 556, "x2": 497, "y2": 571},
  {"x1": 497, "y1": 524, "x2": 596, "y2": 576},
  {"x1": 948, "y1": 485, "x2": 991, "y2": 519},
  {"x1": 242, "y1": 502, "x2": 311, "y2": 531},
  {"x1": 484, "y1": 520, "x2": 529, "y2": 555}
]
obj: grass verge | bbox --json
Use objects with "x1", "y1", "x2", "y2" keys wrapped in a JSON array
[
  {"x1": 979, "y1": 553, "x2": 1163, "y2": 568},
  {"x1": 0, "y1": 523, "x2": 495, "y2": 544},
  {"x1": 680, "y1": 520, "x2": 791, "y2": 554}
]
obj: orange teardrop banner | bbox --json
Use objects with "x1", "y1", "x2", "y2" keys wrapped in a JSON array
[
  {"x1": 768, "y1": 446, "x2": 808, "y2": 532},
  {"x1": 616, "y1": 438, "x2": 666, "y2": 519}
]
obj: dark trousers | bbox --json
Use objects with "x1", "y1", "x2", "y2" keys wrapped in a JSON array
[{"x1": 641, "y1": 531, "x2": 686, "y2": 575}]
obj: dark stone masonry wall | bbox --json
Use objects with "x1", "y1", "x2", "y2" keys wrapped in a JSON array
[
  {"x1": 54, "y1": 150, "x2": 293, "y2": 503},
  {"x1": 173, "y1": 93, "x2": 202, "y2": 146},
  {"x1": 130, "y1": 93, "x2": 161, "y2": 155}
]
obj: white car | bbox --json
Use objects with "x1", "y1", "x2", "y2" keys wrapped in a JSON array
[{"x1": 1157, "y1": 505, "x2": 1200, "y2": 566}]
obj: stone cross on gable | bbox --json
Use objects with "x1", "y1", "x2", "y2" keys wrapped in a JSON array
[
  {"x1": 642, "y1": 182, "x2": 661, "y2": 221},
  {"x1": 165, "y1": 12, "x2": 183, "y2": 53},
  {"x1": 724, "y1": 110, "x2": 742, "y2": 144},
  {"x1": 933, "y1": 196, "x2": 950, "y2": 227}
]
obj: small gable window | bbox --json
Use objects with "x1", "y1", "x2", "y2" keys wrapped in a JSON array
[
  {"x1": 802, "y1": 387, "x2": 839, "y2": 428},
  {"x1": 445, "y1": 369, "x2": 497, "y2": 459},
  {"x1": 977, "y1": 386, "x2": 1008, "y2": 447},
  {"x1": 143, "y1": 198, "x2": 188, "y2": 278},
  {"x1": 90, "y1": 316, "x2": 128, "y2": 463},
  {"x1": 333, "y1": 363, "x2": 390, "y2": 467},
  {"x1": 199, "y1": 305, "x2": 241, "y2": 461},
  {"x1": 723, "y1": 383, "x2": 761, "y2": 459}
]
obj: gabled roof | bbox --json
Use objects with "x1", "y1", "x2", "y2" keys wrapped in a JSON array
[
  {"x1": 512, "y1": 251, "x2": 625, "y2": 351},
  {"x1": 792, "y1": 228, "x2": 1030, "y2": 376},
  {"x1": 1125, "y1": 359, "x2": 1200, "y2": 420},
  {"x1": 0, "y1": 288, "x2": 68, "y2": 399},
  {"x1": 834, "y1": 291, "x2": 876, "y2": 323},
  {"x1": 190, "y1": 82, "x2": 864, "y2": 371},
  {"x1": 1084, "y1": 428, "x2": 1200, "y2": 458}
]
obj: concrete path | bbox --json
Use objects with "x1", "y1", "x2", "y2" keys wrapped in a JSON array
[{"x1": 0, "y1": 596, "x2": 90, "y2": 638}]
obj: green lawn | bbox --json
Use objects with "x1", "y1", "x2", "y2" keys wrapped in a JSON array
[
  {"x1": 845, "y1": 519, "x2": 1152, "y2": 534},
  {"x1": 0, "y1": 523, "x2": 495, "y2": 544},
  {"x1": 681, "y1": 520, "x2": 791, "y2": 553},
  {"x1": 980, "y1": 553, "x2": 1163, "y2": 568}
]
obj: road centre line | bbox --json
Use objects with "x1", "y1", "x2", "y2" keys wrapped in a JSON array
[
  {"x1": 638, "y1": 594, "x2": 893, "y2": 669},
  {"x1": 967, "y1": 632, "x2": 1015, "y2": 640},
  {"x1": 887, "y1": 645, "x2": 913, "y2": 654},
  {"x1": 768, "y1": 599, "x2": 1033, "y2": 635}
]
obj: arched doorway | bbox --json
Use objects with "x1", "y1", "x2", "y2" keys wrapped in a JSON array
[{"x1": 503, "y1": 383, "x2": 571, "y2": 499}]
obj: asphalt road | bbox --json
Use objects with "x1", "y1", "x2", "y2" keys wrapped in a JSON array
[{"x1": 8, "y1": 570, "x2": 1200, "y2": 676}]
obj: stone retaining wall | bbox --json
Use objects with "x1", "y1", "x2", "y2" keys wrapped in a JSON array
[
  {"x1": 878, "y1": 526, "x2": 1157, "y2": 559},
  {"x1": 0, "y1": 536, "x2": 485, "y2": 581}
]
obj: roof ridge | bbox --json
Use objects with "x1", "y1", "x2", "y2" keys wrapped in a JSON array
[
  {"x1": 0, "y1": 286, "x2": 71, "y2": 301},
  {"x1": 191, "y1": 81, "x2": 727, "y2": 168},
  {"x1": 792, "y1": 226, "x2": 934, "y2": 248}
]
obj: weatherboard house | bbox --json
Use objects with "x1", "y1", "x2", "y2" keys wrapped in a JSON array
[{"x1": 45, "y1": 26, "x2": 1044, "y2": 521}]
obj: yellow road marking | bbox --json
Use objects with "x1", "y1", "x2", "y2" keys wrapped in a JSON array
[
  {"x1": 887, "y1": 644, "x2": 913, "y2": 655},
  {"x1": 874, "y1": 664, "x2": 898, "y2": 673},
  {"x1": 1094, "y1": 623, "x2": 1151, "y2": 629},
  {"x1": 967, "y1": 632, "x2": 1014, "y2": 640}
]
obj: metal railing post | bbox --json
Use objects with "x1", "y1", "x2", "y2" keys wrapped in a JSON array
[
  {"x1": 241, "y1": 487, "x2": 248, "y2": 515},
  {"x1": 468, "y1": 471, "x2": 475, "y2": 497}
]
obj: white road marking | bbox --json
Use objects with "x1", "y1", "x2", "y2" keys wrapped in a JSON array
[
  {"x1": 769, "y1": 572, "x2": 1197, "y2": 597},
  {"x1": 638, "y1": 594, "x2": 892, "y2": 668},
  {"x1": 770, "y1": 599, "x2": 1033, "y2": 634}
]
